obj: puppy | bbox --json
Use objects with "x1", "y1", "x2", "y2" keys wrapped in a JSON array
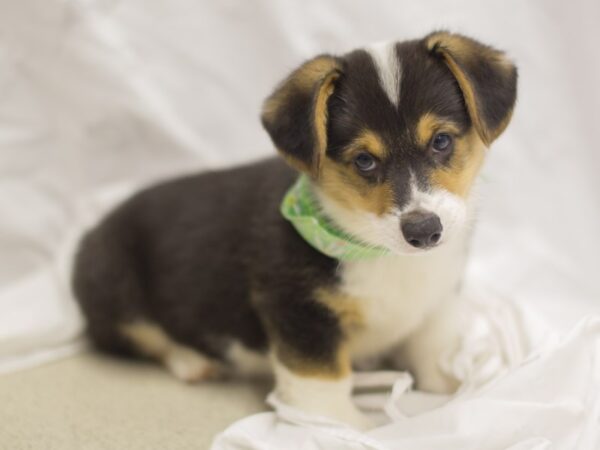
[{"x1": 72, "y1": 31, "x2": 517, "y2": 429}]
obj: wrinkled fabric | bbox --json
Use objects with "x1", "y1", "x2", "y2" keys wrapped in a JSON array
[
  {"x1": 213, "y1": 297, "x2": 600, "y2": 449},
  {"x1": 0, "y1": 0, "x2": 599, "y2": 445}
]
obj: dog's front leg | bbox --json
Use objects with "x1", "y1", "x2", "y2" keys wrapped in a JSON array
[
  {"x1": 393, "y1": 296, "x2": 465, "y2": 394},
  {"x1": 270, "y1": 348, "x2": 372, "y2": 430},
  {"x1": 258, "y1": 292, "x2": 372, "y2": 429}
]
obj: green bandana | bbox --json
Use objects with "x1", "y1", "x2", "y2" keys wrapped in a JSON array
[{"x1": 280, "y1": 175, "x2": 390, "y2": 261}]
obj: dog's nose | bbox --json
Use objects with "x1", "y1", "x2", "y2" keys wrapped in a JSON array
[{"x1": 401, "y1": 211, "x2": 443, "y2": 249}]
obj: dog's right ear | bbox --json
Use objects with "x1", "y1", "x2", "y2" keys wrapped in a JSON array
[
  {"x1": 261, "y1": 55, "x2": 342, "y2": 176},
  {"x1": 425, "y1": 32, "x2": 518, "y2": 146}
]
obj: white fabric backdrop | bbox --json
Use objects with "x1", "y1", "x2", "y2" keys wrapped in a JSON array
[{"x1": 0, "y1": 0, "x2": 598, "y2": 373}]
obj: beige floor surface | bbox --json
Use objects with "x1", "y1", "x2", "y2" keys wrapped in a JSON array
[{"x1": 0, "y1": 352, "x2": 269, "y2": 450}]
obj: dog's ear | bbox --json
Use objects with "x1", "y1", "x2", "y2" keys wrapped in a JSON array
[
  {"x1": 261, "y1": 55, "x2": 342, "y2": 176},
  {"x1": 425, "y1": 32, "x2": 517, "y2": 145}
]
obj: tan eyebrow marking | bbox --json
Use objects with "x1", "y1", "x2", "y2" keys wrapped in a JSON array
[
  {"x1": 430, "y1": 129, "x2": 486, "y2": 198},
  {"x1": 349, "y1": 129, "x2": 387, "y2": 159},
  {"x1": 416, "y1": 113, "x2": 461, "y2": 147}
]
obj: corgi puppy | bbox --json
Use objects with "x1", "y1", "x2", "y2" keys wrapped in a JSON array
[{"x1": 72, "y1": 31, "x2": 517, "y2": 429}]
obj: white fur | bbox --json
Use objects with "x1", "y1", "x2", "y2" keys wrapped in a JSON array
[
  {"x1": 313, "y1": 177, "x2": 477, "y2": 392},
  {"x1": 403, "y1": 174, "x2": 473, "y2": 248},
  {"x1": 391, "y1": 296, "x2": 465, "y2": 393},
  {"x1": 314, "y1": 179, "x2": 472, "y2": 256},
  {"x1": 163, "y1": 347, "x2": 216, "y2": 382},
  {"x1": 120, "y1": 321, "x2": 218, "y2": 382},
  {"x1": 271, "y1": 355, "x2": 372, "y2": 430},
  {"x1": 226, "y1": 342, "x2": 271, "y2": 378},
  {"x1": 341, "y1": 235, "x2": 468, "y2": 362},
  {"x1": 366, "y1": 41, "x2": 401, "y2": 107}
]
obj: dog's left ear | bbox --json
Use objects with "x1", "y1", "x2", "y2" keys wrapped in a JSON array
[
  {"x1": 261, "y1": 55, "x2": 342, "y2": 176},
  {"x1": 426, "y1": 32, "x2": 518, "y2": 145}
]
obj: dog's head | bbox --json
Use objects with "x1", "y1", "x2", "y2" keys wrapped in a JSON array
[{"x1": 262, "y1": 32, "x2": 517, "y2": 254}]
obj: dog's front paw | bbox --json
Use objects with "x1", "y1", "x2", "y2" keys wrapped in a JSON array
[{"x1": 416, "y1": 368, "x2": 460, "y2": 395}]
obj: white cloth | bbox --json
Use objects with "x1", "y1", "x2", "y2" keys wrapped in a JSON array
[
  {"x1": 213, "y1": 291, "x2": 600, "y2": 449},
  {"x1": 0, "y1": 0, "x2": 599, "y2": 445},
  {"x1": 0, "y1": 182, "x2": 131, "y2": 373}
]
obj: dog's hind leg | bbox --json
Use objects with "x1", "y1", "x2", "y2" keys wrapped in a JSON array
[
  {"x1": 120, "y1": 321, "x2": 222, "y2": 383},
  {"x1": 73, "y1": 228, "x2": 221, "y2": 382}
]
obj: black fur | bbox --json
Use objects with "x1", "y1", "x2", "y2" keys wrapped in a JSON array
[
  {"x1": 260, "y1": 55, "x2": 341, "y2": 172},
  {"x1": 73, "y1": 158, "x2": 342, "y2": 364},
  {"x1": 426, "y1": 32, "x2": 518, "y2": 141},
  {"x1": 326, "y1": 41, "x2": 472, "y2": 207}
]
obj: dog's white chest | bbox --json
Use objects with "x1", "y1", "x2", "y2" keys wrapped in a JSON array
[{"x1": 339, "y1": 243, "x2": 466, "y2": 360}]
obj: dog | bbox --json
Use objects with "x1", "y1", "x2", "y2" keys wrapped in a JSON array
[{"x1": 72, "y1": 31, "x2": 517, "y2": 429}]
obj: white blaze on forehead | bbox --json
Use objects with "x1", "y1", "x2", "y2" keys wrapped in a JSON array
[{"x1": 366, "y1": 41, "x2": 401, "y2": 107}]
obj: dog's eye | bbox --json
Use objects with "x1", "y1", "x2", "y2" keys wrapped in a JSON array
[
  {"x1": 431, "y1": 133, "x2": 453, "y2": 153},
  {"x1": 354, "y1": 152, "x2": 377, "y2": 172}
]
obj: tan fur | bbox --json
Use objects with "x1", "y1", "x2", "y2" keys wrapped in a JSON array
[
  {"x1": 426, "y1": 32, "x2": 477, "y2": 60},
  {"x1": 318, "y1": 130, "x2": 394, "y2": 216},
  {"x1": 312, "y1": 71, "x2": 341, "y2": 173},
  {"x1": 277, "y1": 151, "x2": 313, "y2": 174},
  {"x1": 430, "y1": 129, "x2": 486, "y2": 197},
  {"x1": 120, "y1": 321, "x2": 172, "y2": 358},
  {"x1": 120, "y1": 321, "x2": 220, "y2": 382},
  {"x1": 425, "y1": 32, "x2": 512, "y2": 72},
  {"x1": 319, "y1": 161, "x2": 394, "y2": 216},
  {"x1": 315, "y1": 287, "x2": 365, "y2": 333},
  {"x1": 255, "y1": 287, "x2": 352, "y2": 380},
  {"x1": 351, "y1": 129, "x2": 388, "y2": 159},
  {"x1": 415, "y1": 113, "x2": 461, "y2": 146},
  {"x1": 291, "y1": 56, "x2": 342, "y2": 91},
  {"x1": 274, "y1": 341, "x2": 351, "y2": 380},
  {"x1": 438, "y1": 51, "x2": 490, "y2": 144}
]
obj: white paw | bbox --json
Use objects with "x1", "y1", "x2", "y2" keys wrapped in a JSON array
[
  {"x1": 416, "y1": 369, "x2": 460, "y2": 394},
  {"x1": 164, "y1": 348, "x2": 221, "y2": 383}
]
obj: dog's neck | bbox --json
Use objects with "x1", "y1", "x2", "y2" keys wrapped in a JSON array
[{"x1": 311, "y1": 177, "x2": 476, "y2": 261}]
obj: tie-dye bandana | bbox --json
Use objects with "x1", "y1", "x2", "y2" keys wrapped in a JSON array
[{"x1": 280, "y1": 175, "x2": 390, "y2": 261}]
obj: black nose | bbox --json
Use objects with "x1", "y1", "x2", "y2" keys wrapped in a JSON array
[{"x1": 401, "y1": 211, "x2": 443, "y2": 249}]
